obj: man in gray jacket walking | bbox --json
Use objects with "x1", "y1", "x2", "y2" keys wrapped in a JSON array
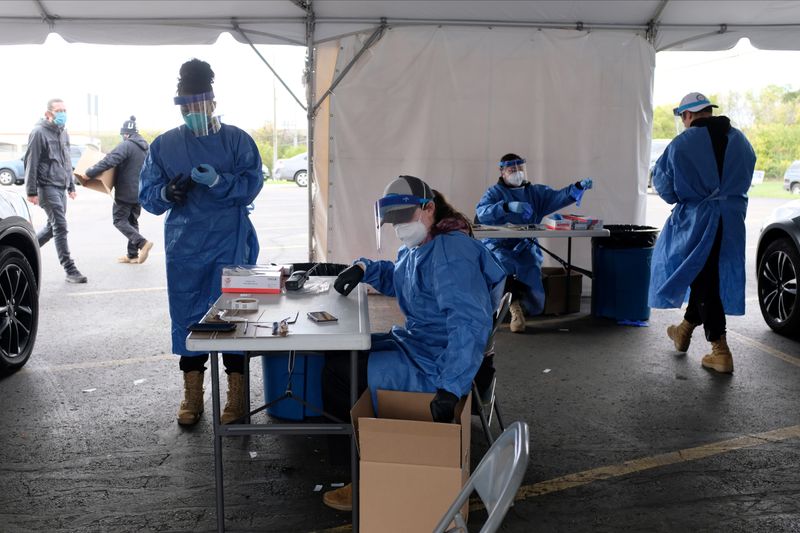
[
  {"x1": 25, "y1": 98, "x2": 87, "y2": 283},
  {"x1": 85, "y1": 116, "x2": 153, "y2": 264}
]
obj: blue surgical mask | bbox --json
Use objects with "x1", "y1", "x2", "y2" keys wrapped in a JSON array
[
  {"x1": 183, "y1": 112, "x2": 208, "y2": 134},
  {"x1": 53, "y1": 111, "x2": 67, "y2": 127}
]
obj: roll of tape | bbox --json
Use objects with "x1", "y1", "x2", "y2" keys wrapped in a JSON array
[{"x1": 231, "y1": 297, "x2": 259, "y2": 311}]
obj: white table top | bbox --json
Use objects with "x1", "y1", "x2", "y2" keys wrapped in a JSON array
[
  {"x1": 473, "y1": 225, "x2": 610, "y2": 239},
  {"x1": 186, "y1": 277, "x2": 372, "y2": 352}
]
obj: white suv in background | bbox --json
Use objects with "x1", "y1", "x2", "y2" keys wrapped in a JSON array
[{"x1": 784, "y1": 160, "x2": 800, "y2": 195}]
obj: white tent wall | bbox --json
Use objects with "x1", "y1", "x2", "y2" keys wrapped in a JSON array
[{"x1": 317, "y1": 26, "x2": 654, "y2": 275}]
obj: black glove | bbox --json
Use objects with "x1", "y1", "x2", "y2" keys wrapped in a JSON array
[
  {"x1": 165, "y1": 174, "x2": 194, "y2": 205},
  {"x1": 334, "y1": 264, "x2": 365, "y2": 296},
  {"x1": 430, "y1": 389, "x2": 459, "y2": 423}
]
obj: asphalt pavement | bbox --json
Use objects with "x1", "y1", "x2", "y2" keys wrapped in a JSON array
[{"x1": 0, "y1": 183, "x2": 798, "y2": 532}]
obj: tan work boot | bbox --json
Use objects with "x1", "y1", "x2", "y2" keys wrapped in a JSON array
[
  {"x1": 137, "y1": 241, "x2": 154, "y2": 265},
  {"x1": 177, "y1": 370, "x2": 205, "y2": 426},
  {"x1": 667, "y1": 319, "x2": 697, "y2": 352},
  {"x1": 509, "y1": 301, "x2": 526, "y2": 333},
  {"x1": 220, "y1": 372, "x2": 246, "y2": 424},
  {"x1": 323, "y1": 483, "x2": 352, "y2": 511},
  {"x1": 117, "y1": 255, "x2": 138, "y2": 264},
  {"x1": 701, "y1": 335, "x2": 734, "y2": 373}
]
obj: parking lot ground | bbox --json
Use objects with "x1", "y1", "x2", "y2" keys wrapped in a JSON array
[{"x1": 0, "y1": 185, "x2": 798, "y2": 532}]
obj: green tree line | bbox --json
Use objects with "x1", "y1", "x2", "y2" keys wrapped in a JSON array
[
  {"x1": 653, "y1": 85, "x2": 800, "y2": 179},
  {"x1": 96, "y1": 125, "x2": 308, "y2": 176}
]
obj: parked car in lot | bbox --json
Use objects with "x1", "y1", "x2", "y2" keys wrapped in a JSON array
[
  {"x1": 0, "y1": 155, "x2": 25, "y2": 186},
  {"x1": 0, "y1": 189, "x2": 40, "y2": 374},
  {"x1": 273, "y1": 152, "x2": 308, "y2": 187},
  {"x1": 757, "y1": 199, "x2": 800, "y2": 338},
  {"x1": 784, "y1": 160, "x2": 800, "y2": 195}
]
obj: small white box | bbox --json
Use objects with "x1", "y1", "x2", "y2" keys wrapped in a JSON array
[{"x1": 221, "y1": 265, "x2": 283, "y2": 294}]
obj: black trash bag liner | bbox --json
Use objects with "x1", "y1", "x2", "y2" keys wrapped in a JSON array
[
  {"x1": 291, "y1": 262, "x2": 349, "y2": 276},
  {"x1": 593, "y1": 224, "x2": 659, "y2": 249}
]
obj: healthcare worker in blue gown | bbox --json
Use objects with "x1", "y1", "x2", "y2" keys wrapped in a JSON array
[
  {"x1": 320, "y1": 175, "x2": 507, "y2": 512},
  {"x1": 139, "y1": 59, "x2": 263, "y2": 426},
  {"x1": 650, "y1": 92, "x2": 755, "y2": 374},
  {"x1": 476, "y1": 153, "x2": 593, "y2": 333}
]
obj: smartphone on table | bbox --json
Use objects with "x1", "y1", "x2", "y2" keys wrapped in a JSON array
[{"x1": 307, "y1": 311, "x2": 338, "y2": 323}]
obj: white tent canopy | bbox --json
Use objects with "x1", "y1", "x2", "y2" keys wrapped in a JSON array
[{"x1": 3, "y1": 1, "x2": 799, "y2": 264}]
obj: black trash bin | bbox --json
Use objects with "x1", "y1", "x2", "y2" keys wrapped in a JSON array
[
  {"x1": 262, "y1": 262, "x2": 348, "y2": 420},
  {"x1": 591, "y1": 225, "x2": 659, "y2": 322}
]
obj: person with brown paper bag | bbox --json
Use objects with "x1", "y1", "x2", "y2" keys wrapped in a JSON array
[{"x1": 84, "y1": 116, "x2": 154, "y2": 264}]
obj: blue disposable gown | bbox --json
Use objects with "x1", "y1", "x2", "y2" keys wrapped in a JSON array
[
  {"x1": 649, "y1": 126, "x2": 755, "y2": 315},
  {"x1": 140, "y1": 124, "x2": 263, "y2": 355},
  {"x1": 358, "y1": 231, "x2": 506, "y2": 406},
  {"x1": 476, "y1": 181, "x2": 579, "y2": 315}
]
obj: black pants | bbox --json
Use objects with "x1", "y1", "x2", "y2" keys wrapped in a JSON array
[
  {"x1": 322, "y1": 351, "x2": 369, "y2": 466},
  {"x1": 504, "y1": 276, "x2": 527, "y2": 303},
  {"x1": 112, "y1": 201, "x2": 147, "y2": 258},
  {"x1": 684, "y1": 223, "x2": 726, "y2": 342},
  {"x1": 179, "y1": 353, "x2": 244, "y2": 374}
]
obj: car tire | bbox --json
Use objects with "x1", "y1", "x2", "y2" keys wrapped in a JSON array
[
  {"x1": 758, "y1": 238, "x2": 800, "y2": 338},
  {"x1": 791, "y1": 183, "x2": 800, "y2": 195},
  {"x1": 0, "y1": 247, "x2": 39, "y2": 374},
  {"x1": 294, "y1": 170, "x2": 308, "y2": 187},
  {"x1": 0, "y1": 168, "x2": 16, "y2": 187}
]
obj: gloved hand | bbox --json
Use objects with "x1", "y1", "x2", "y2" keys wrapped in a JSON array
[
  {"x1": 191, "y1": 164, "x2": 218, "y2": 186},
  {"x1": 506, "y1": 201, "x2": 533, "y2": 222},
  {"x1": 570, "y1": 179, "x2": 592, "y2": 207},
  {"x1": 575, "y1": 178, "x2": 593, "y2": 190},
  {"x1": 334, "y1": 264, "x2": 365, "y2": 296},
  {"x1": 165, "y1": 174, "x2": 194, "y2": 205},
  {"x1": 430, "y1": 389, "x2": 459, "y2": 423}
]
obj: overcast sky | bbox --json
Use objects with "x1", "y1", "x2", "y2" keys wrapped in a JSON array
[{"x1": 2, "y1": 35, "x2": 799, "y2": 137}]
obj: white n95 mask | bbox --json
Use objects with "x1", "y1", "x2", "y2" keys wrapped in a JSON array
[
  {"x1": 505, "y1": 171, "x2": 525, "y2": 187},
  {"x1": 394, "y1": 221, "x2": 428, "y2": 248}
]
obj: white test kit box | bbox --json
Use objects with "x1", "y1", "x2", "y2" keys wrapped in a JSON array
[{"x1": 221, "y1": 265, "x2": 284, "y2": 294}]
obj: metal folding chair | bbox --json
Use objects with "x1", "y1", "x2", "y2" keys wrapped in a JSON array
[
  {"x1": 432, "y1": 421, "x2": 530, "y2": 533},
  {"x1": 473, "y1": 292, "x2": 512, "y2": 445}
]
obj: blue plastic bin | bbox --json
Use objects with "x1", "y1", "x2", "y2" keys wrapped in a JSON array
[
  {"x1": 262, "y1": 352, "x2": 325, "y2": 420},
  {"x1": 591, "y1": 225, "x2": 659, "y2": 322}
]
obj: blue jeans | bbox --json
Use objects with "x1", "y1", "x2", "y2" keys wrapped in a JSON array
[{"x1": 37, "y1": 186, "x2": 76, "y2": 273}]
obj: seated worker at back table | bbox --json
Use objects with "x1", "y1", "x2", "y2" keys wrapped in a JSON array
[
  {"x1": 321, "y1": 174, "x2": 507, "y2": 512},
  {"x1": 476, "y1": 153, "x2": 593, "y2": 333}
]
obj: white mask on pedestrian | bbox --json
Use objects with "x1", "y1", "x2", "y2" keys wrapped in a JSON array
[
  {"x1": 505, "y1": 171, "x2": 525, "y2": 187},
  {"x1": 394, "y1": 220, "x2": 428, "y2": 248}
]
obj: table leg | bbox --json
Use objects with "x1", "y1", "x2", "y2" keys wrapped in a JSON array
[
  {"x1": 243, "y1": 354, "x2": 251, "y2": 425},
  {"x1": 565, "y1": 237, "x2": 573, "y2": 314},
  {"x1": 211, "y1": 351, "x2": 226, "y2": 532},
  {"x1": 350, "y1": 349, "x2": 360, "y2": 532}
]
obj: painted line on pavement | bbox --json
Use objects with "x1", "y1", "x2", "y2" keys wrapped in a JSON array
[
  {"x1": 321, "y1": 424, "x2": 800, "y2": 532},
  {"x1": 511, "y1": 424, "x2": 800, "y2": 503},
  {"x1": 68, "y1": 286, "x2": 167, "y2": 297},
  {"x1": 39, "y1": 354, "x2": 174, "y2": 372},
  {"x1": 727, "y1": 329, "x2": 800, "y2": 368}
]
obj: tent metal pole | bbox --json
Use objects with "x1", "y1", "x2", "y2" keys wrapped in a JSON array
[
  {"x1": 645, "y1": 0, "x2": 670, "y2": 44},
  {"x1": 305, "y1": 2, "x2": 316, "y2": 262},
  {"x1": 658, "y1": 24, "x2": 729, "y2": 52},
  {"x1": 312, "y1": 19, "x2": 386, "y2": 115},
  {"x1": 234, "y1": 22, "x2": 307, "y2": 111}
]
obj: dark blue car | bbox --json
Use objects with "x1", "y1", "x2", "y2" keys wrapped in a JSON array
[{"x1": 0, "y1": 144, "x2": 88, "y2": 186}]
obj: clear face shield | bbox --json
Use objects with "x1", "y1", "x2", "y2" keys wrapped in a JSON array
[
  {"x1": 373, "y1": 194, "x2": 428, "y2": 250},
  {"x1": 499, "y1": 158, "x2": 527, "y2": 187},
  {"x1": 174, "y1": 91, "x2": 215, "y2": 137}
]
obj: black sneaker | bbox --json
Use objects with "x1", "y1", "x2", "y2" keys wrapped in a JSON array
[{"x1": 66, "y1": 271, "x2": 88, "y2": 283}]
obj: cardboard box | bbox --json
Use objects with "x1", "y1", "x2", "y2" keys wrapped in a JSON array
[
  {"x1": 542, "y1": 266, "x2": 582, "y2": 314},
  {"x1": 221, "y1": 265, "x2": 284, "y2": 294},
  {"x1": 72, "y1": 147, "x2": 115, "y2": 195},
  {"x1": 351, "y1": 389, "x2": 471, "y2": 533}
]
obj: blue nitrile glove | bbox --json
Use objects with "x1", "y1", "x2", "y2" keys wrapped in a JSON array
[
  {"x1": 506, "y1": 201, "x2": 533, "y2": 222},
  {"x1": 570, "y1": 178, "x2": 593, "y2": 207},
  {"x1": 430, "y1": 389, "x2": 459, "y2": 423},
  {"x1": 191, "y1": 164, "x2": 218, "y2": 186}
]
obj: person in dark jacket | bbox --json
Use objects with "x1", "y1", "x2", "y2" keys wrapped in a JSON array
[
  {"x1": 85, "y1": 116, "x2": 154, "y2": 264},
  {"x1": 25, "y1": 98, "x2": 87, "y2": 283}
]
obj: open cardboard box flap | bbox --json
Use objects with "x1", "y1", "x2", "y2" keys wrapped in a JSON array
[{"x1": 73, "y1": 147, "x2": 115, "y2": 195}]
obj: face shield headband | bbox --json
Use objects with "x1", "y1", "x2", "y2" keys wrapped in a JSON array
[
  {"x1": 174, "y1": 91, "x2": 215, "y2": 137},
  {"x1": 498, "y1": 158, "x2": 527, "y2": 169},
  {"x1": 374, "y1": 194, "x2": 431, "y2": 250}
]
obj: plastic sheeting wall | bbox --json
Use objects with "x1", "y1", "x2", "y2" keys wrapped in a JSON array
[{"x1": 317, "y1": 26, "x2": 654, "y2": 273}]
